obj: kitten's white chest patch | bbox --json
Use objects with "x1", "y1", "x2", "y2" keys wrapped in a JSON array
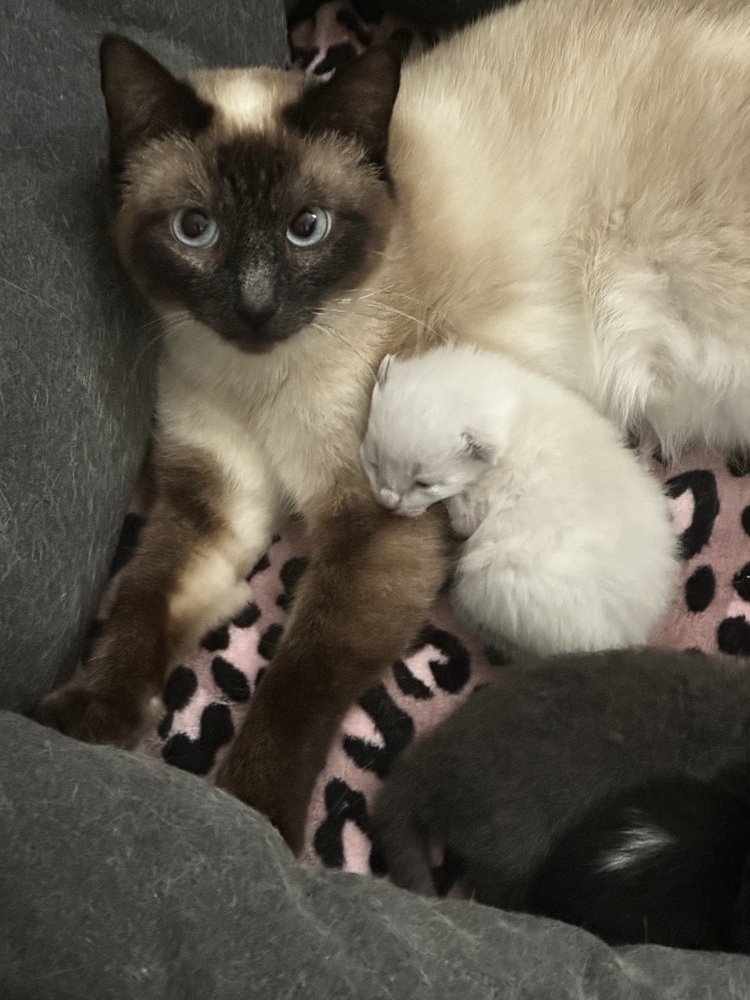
[{"x1": 597, "y1": 812, "x2": 676, "y2": 874}]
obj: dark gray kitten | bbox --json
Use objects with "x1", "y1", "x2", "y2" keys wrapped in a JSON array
[
  {"x1": 526, "y1": 767, "x2": 750, "y2": 952},
  {"x1": 370, "y1": 649, "x2": 750, "y2": 920}
]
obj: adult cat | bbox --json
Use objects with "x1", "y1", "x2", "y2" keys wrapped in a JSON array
[{"x1": 32, "y1": 0, "x2": 750, "y2": 851}]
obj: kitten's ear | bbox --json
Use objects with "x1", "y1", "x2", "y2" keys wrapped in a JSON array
[
  {"x1": 99, "y1": 35, "x2": 213, "y2": 163},
  {"x1": 284, "y1": 47, "x2": 401, "y2": 171},
  {"x1": 461, "y1": 431, "x2": 496, "y2": 464},
  {"x1": 376, "y1": 354, "x2": 395, "y2": 388}
]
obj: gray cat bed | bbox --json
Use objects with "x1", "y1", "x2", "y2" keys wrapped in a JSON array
[{"x1": 2, "y1": 0, "x2": 750, "y2": 996}]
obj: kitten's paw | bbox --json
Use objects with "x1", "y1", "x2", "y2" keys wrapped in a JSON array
[
  {"x1": 27, "y1": 684, "x2": 158, "y2": 749},
  {"x1": 446, "y1": 492, "x2": 484, "y2": 539}
]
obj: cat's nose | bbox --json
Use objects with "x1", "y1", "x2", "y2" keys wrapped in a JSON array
[
  {"x1": 238, "y1": 268, "x2": 278, "y2": 328},
  {"x1": 237, "y1": 292, "x2": 278, "y2": 328},
  {"x1": 379, "y1": 488, "x2": 400, "y2": 509}
]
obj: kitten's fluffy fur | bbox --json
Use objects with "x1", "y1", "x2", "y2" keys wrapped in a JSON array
[
  {"x1": 362, "y1": 345, "x2": 677, "y2": 655},
  {"x1": 369, "y1": 649, "x2": 750, "y2": 939},
  {"x1": 31, "y1": 0, "x2": 750, "y2": 848},
  {"x1": 527, "y1": 768, "x2": 750, "y2": 952}
]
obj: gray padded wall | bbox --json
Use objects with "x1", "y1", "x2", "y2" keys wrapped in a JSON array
[{"x1": 0, "y1": 0, "x2": 286, "y2": 710}]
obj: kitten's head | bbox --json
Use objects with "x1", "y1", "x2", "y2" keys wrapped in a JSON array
[
  {"x1": 360, "y1": 354, "x2": 496, "y2": 517},
  {"x1": 99, "y1": 35, "x2": 401, "y2": 352}
]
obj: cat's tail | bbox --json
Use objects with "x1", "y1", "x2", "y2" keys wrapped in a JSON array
[{"x1": 369, "y1": 783, "x2": 437, "y2": 897}]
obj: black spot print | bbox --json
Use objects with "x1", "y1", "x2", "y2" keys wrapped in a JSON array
[
  {"x1": 286, "y1": 0, "x2": 327, "y2": 32},
  {"x1": 314, "y1": 778, "x2": 370, "y2": 869},
  {"x1": 290, "y1": 44, "x2": 320, "y2": 71},
  {"x1": 665, "y1": 470, "x2": 720, "y2": 559},
  {"x1": 232, "y1": 601, "x2": 261, "y2": 630},
  {"x1": 728, "y1": 453, "x2": 750, "y2": 477},
  {"x1": 393, "y1": 659, "x2": 433, "y2": 700},
  {"x1": 336, "y1": 6, "x2": 372, "y2": 46},
  {"x1": 717, "y1": 617, "x2": 750, "y2": 657},
  {"x1": 343, "y1": 684, "x2": 414, "y2": 779},
  {"x1": 201, "y1": 623, "x2": 230, "y2": 653},
  {"x1": 388, "y1": 27, "x2": 415, "y2": 56},
  {"x1": 247, "y1": 552, "x2": 270, "y2": 581},
  {"x1": 163, "y1": 665, "x2": 198, "y2": 711},
  {"x1": 158, "y1": 665, "x2": 199, "y2": 738},
  {"x1": 276, "y1": 557, "x2": 309, "y2": 611},
  {"x1": 416, "y1": 624, "x2": 471, "y2": 694},
  {"x1": 314, "y1": 42, "x2": 359, "y2": 75},
  {"x1": 684, "y1": 565, "x2": 716, "y2": 613},
  {"x1": 257, "y1": 622, "x2": 284, "y2": 661},
  {"x1": 109, "y1": 512, "x2": 145, "y2": 577},
  {"x1": 80, "y1": 619, "x2": 104, "y2": 666},
  {"x1": 743, "y1": 506, "x2": 750, "y2": 539},
  {"x1": 350, "y1": 0, "x2": 386, "y2": 24},
  {"x1": 211, "y1": 656, "x2": 251, "y2": 702},
  {"x1": 733, "y1": 564, "x2": 750, "y2": 602},
  {"x1": 162, "y1": 702, "x2": 234, "y2": 775}
]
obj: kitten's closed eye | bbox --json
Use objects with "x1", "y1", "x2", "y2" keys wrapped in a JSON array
[{"x1": 414, "y1": 479, "x2": 432, "y2": 489}]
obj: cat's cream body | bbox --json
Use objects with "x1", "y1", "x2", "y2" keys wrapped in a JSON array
[
  {"x1": 390, "y1": 0, "x2": 750, "y2": 457},
  {"x1": 362, "y1": 345, "x2": 678, "y2": 655},
  {"x1": 33, "y1": 0, "x2": 750, "y2": 850}
]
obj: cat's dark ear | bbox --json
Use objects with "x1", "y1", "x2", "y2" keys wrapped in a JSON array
[
  {"x1": 461, "y1": 431, "x2": 496, "y2": 464},
  {"x1": 99, "y1": 35, "x2": 213, "y2": 164},
  {"x1": 376, "y1": 354, "x2": 395, "y2": 388},
  {"x1": 284, "y1": 47, "x2": 401, "y2": 171}
]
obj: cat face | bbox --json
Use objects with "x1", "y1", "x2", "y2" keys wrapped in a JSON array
[
  {"x1": 359, "y1": 434, "x2": 487, "y2": 517},
  {"x1": 100, "y1": 36, "x2": 401, "y2": 353},
  {"x1": 360, "y1": 353, "x2": 496, "y2": 516}
]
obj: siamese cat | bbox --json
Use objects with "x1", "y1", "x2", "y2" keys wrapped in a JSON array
[
  {"x1": 369, "y1": 648, "x2": 750, "y2": 945},
  {"x1": 30, "y1": 0, "x2": 750, "y2": 852},
  {"x1": 361, "y1": 345, "x2": 676, "y2": 656}
]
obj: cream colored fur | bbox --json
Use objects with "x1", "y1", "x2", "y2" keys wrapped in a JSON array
[
  {"x1": 152, "y1": 0, "x2": 750, "y2": 649},
  {"x1": 362, "y1": 344, "x2": 678, "y2": 655}
]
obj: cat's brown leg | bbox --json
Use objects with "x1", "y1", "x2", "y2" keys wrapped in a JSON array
[
  {"x1": 215, "y1": 473, "x2": 450, "y2": 854},
  {"x1": 30, "y1": 442, "x2": 278, "y2": 748}
]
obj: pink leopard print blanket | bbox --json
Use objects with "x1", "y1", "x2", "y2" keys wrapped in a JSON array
[{"x1": 103, "y1": 3, "x2": 750, "y2": 878}]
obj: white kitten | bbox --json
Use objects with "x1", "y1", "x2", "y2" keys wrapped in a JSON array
[{"x1": 360, "y1": 345, "x2": 677, "y2": 656}]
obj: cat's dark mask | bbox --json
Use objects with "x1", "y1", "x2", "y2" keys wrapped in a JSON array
[{"x1": 99, "y1": 35, "x2": 401, "y2": 353}]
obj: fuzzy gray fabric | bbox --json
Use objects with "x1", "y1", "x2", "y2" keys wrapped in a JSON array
[
  {"x1": 0, "y1": 0, "x2": 286, "y2": 711},
  {"x1": 3, "y1": 711, "x2": 750, "y2": 1000}
]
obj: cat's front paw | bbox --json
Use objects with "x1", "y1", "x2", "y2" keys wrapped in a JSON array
[
  {"x1": 27, "y1": 683, "x2": 159, "y2": 749},
  {"x1": 215, "y1": 742, "x2": 309, "y2": 855}
]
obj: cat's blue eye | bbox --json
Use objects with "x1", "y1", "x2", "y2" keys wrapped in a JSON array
[
  {"x1": 170, "y1": 208, "x2": 219, "y2": 249},
  {"x1": 286, "y1": 207, "x2": 332, "y2": 248}
]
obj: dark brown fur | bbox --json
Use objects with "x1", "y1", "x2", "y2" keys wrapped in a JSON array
[{"x1": 29, "y1": 443, "x2": 231, "y2": 747}]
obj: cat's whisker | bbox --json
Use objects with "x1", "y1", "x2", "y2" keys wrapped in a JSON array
[
  {"x1": 309, "y1": 320, "x2": 372, "y2": 368},
  {"x1": 321, "y1": 298, "x2": 446, "y2": 344}
]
